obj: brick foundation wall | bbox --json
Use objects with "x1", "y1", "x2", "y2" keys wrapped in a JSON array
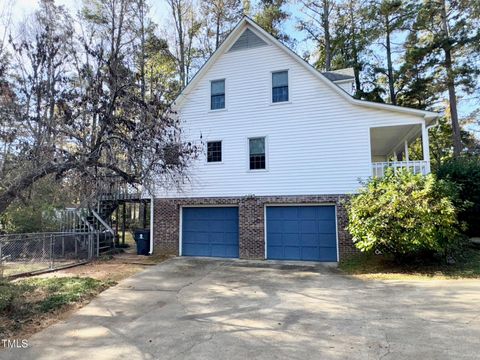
[{"x1": 153, "y1": 195, "x2": 357, "y2": 261}]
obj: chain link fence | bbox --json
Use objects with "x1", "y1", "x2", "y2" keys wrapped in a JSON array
[{"x1": 0, "y1": 232, "x2": 103, "y2": 278}]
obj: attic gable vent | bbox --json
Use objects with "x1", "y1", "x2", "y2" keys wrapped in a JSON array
[{"x1": 229, "y1": 28, "x2": 267, "y2": 52}]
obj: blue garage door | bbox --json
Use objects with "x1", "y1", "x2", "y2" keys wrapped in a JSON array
[
  {"x1": 267, "y1": 206, "x2": 337, "y2": 261},
  {"x1": 182, "y1": 207, "x2": 239, "y2": 258}
]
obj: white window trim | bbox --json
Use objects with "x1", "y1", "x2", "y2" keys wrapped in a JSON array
[
  {"x1": 247, "y1": 136, "x2": 268, "y2": 172},
  {"x1": 270, "y1": 69, "x2": 291, "y2": 105},
  {"x1": 205, "y1": 140, "x2": 224, "y2": 165},
  {"x1": 209, "y1": 78, "x2": 227, "y2": 112}
]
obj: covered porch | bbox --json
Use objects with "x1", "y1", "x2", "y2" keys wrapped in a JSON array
[{"x1": 370, "y1": 123, "x2": 430, "y2": 178}]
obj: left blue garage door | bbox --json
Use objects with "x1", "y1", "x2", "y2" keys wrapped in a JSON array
[{"x1": 182, "y1": 207, "x2": 239, "y2": 258}]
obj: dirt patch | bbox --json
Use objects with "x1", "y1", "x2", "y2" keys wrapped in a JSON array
[
  {"x1": 1, "y1": 254, "x2": 170, "y2": 344},
  {"x1": 30, "y1": 253, "x2": 170, "y2": 282}
]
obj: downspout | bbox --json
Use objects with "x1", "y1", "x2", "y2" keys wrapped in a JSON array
[{"x1": 149, "y1": 184, "x2": 155, "y2": 255}]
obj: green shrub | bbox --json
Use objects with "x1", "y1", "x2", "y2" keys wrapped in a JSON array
[
  {"x1": 347, "y1": 169, "x2": 464, "y2": 260},
  {"x1": 437, "y1": 156, "x2": 480, "y2": 237}
]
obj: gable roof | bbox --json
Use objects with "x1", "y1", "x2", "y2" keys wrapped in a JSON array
[
  {"x1": 321, "y1": 71, "x2": 354, "y2": 82},
  {"x1": 175, "y1": 17, "x2": 439, "y2": 123}
]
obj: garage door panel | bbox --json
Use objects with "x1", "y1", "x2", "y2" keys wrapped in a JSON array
[
  {"x1": 182, "y1": 207, "x2": 239, "y2": 258},
  {"x1": 283, "y1": 233, "x2": 300, "y2": 246},
  {"x1": 183, "y1": 231, "x2": 209, "y2": 244},
  {"x1": 223, "y1": 232, "x2": 239, "y2": 245},
  {"x1": 183, "y1": 244, "x2": 211, "y2": 257},
  {"x1": 317, "y1": 220, "x2": 336, "y2": 234},
  {"x1": 209, "y1": 220, "x2": 227, "y2": 231},
  {"x1": 209, "y1": 232, "x2": 226, "y2": 244},
  {"x1": 283, "y1": 220, "x2": 299, "y2": 233},
  {"x1": 211, "y1": 244, "x2": 237, "y2": 257},
  {"x1": 300, "y1": 233, "x2": 317, "y2": 246},
  {"x1": 183, "y1": 220, "x2": 208, "y2": 232},
  {"x1": 268, "y1": 220, "x2": 283, "y2": 233},
  {"x1": 318, "y1": 233, "x2": 337, "y2": 247},
  {"x1": 268, "y1": 246, "x2": 284, "y2": 259},
  {"x1": 301, "y1": 247, "x2": 320, "y2": 261},
  {"x1": 267, "y1": 206, "x2": 337, "y2": 261},
  {"x1": 268, "y1": 233, "x2": 283, "y2": 245},
  {"x1": 281, "y1": 207, "x2": 299, "y2": 218},
  {"x1": 300, "y1": 220, "x2": 317, "y2": 233},
  {"x1": 283, "y1": 246, "x2": 301, "y2": 259},
  {"x1": 316, "y1": 207, "x2": 335, "y2": 220},
  {"x1": 223, "y1": 220, "x2": 238, "y2": 231},
  {"x1": 298, "y1": 206, "x2": 317, "y2": 219},
  {"x1": 318, "y1": 247, "x2": 337, "y2": 261}
]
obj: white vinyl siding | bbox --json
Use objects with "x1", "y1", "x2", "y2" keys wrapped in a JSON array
[{"x1": 158, "y1": 27, "x2": 425, "y2": 198}]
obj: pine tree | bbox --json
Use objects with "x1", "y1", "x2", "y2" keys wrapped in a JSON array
[
  {"x1": 367, "y1": 0, "x2": 416, "y2": 105},
  {"x1": 254, "y1": 0, "x2": 290, "y2": 44},
  {"x1": 409, "y1": 0, "x2": 480, "y2": 157},
  {"x1": 201, "y1": 0, "x2": 243, "y2": 53},
  {"x1": 297, "y1": 0, "x2": 335, "y2": 71},
  {"x1": 333, "y1": 0, "x2": 376, "y2": 98}
]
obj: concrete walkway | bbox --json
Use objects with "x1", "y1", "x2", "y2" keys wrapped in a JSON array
[{"x1": 3, "y1": 257, "x2": 480, "y2": 360}]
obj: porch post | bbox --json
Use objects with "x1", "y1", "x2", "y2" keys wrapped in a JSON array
[
  {"x1": 404, "y1": 140, "x2": 409, "y2": 162},
  {"x1": 421, "y1": 122, "x2": 431, "y2": 173}
]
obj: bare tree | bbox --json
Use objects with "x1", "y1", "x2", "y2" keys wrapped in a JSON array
[
  {"x1": 0, "y1": 0, "x2": 197, "y2": 214},
  {"x1": 167, "y1": 0, "x2": 202, "y2": 88}
]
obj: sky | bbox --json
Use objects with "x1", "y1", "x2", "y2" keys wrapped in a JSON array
[{"x1": 2, "y1": 0, "x2": 478, "y2": 128}]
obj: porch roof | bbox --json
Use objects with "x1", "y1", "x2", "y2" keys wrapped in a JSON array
[{"x1": 370, "y1": 124, "x2": 422, "y2": 158}]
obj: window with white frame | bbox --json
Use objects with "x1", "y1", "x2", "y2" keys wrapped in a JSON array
[
  {"x1": 272, "y1": 71, "x2": 288, "y2": 103},
  {"x1": 249, "y1": 137, "x2": 266, "y2": 170},
  {"x1": 211, "y1": 80, "x2": 225, "y2": 110}
]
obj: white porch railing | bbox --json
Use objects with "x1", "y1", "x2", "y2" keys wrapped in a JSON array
[{"x1": 372, "y1": 161, "x2": 430, "y2": 178}]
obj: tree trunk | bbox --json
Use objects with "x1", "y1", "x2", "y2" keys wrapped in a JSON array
[
  {"x1": 440, "y1": 0, "x2": 462, "y2": 156},
  {"x1": 322, "y1": 0, "x2": 331, "y2": 71},
  {"x1": 385, "y1": 19, "x2": 396, "y2": 105},
  {"x1": 349, "y1": 1, "x2": 361, "y2": 93},
  {"x1": 215, "y1": 15, "x2": 221, "y2": 50},
  {"x1": 139, "y1": 0, "x2": 146, "y2": 104},
  {"x1": 445, "y1": 48, "x2": 462, "y2": 156},
  {"x1": 176, "y1": 1, "x2": 186, "y2": 88}
]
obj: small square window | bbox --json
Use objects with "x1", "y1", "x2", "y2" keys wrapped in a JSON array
[
  {"x1": 249, "y1": 137, "x2": 266, "y2": 170},
  {"x1": 207, "y1": 141, "x2": 222, "y2": 162},
  {"x1": 211, "y1": 80, "x2": 225, "y2": 110},
  {"x1": 272, "y1": 71, "x2": 288, "y2": 103}
]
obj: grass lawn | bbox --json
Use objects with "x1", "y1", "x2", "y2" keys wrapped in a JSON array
[
  {"x1": 0, "y1": 254, "x2": 168, "y2": 342},
  {"x1": 339, "y1": 248, "x2": 480, "y2": 280},
  {"x1": 0, "y1": 277, "x2": 115, "y2": 340}
]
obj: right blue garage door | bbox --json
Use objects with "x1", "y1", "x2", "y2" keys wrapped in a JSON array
[{"x1": 266, "y1": 206, "x2": 337, "y2": 261}]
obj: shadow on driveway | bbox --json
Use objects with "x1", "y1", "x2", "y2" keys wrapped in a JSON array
[{"x1": 3, "y1": 257, "x2": 480, "y2": 360}]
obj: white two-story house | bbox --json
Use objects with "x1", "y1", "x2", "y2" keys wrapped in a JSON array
[{"x1": 152, "y1": 17, "x2": 438, "y2": 262}]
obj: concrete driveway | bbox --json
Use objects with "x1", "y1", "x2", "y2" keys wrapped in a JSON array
[{"x1": 3, "y1": 257, "x2": 480, "y2": 360}]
